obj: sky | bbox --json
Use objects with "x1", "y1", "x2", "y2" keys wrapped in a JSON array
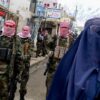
[{"x1": 58, "y1": 0, "x2": 100, "y2": 26}]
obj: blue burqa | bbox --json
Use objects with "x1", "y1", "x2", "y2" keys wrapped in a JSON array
[{"x1": 47, "y1": 18, "x2": 100, "y2": 100}]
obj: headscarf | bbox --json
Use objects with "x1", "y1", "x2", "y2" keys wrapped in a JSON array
[
  {"x1": 60, "y1": 21, "x2": 70, "y2": 38},
  {"x1": 17, "y1": 25, "x2": 31, "y2": 38},
  {"x1": 3, "y1": 20, "x2": 16, "y2": 37},
  {"x1": 47, "y1": 18, "x2": 100, "y2": 100}
]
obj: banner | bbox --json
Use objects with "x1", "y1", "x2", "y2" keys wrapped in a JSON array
[
  {"x1": 36, "y1": 5, "x2": 45, "y2": 17},
  {"x1": 46, "y1": 8, "x2": 61, "y2": 19}
]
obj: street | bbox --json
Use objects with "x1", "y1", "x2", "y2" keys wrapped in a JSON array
[{"x1": 15, "y1": 59, "x2": 47, "y2": 100}]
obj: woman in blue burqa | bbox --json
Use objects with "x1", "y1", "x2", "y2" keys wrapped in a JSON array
[{"x1": 46, "y1": 18, "x2": 100, "y2": 100}]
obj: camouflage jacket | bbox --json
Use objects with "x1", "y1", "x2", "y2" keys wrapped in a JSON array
[
  {"x1": 45, "y1": 35, "x2": 74, "y2": 75},
  {"x1": 0, "y1": 35, "x2": 23, "y2": 77},
  {"x1": 19, "y1": 37, "x2": 33, "y2": 60}
]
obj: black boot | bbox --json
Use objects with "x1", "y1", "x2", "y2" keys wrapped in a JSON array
[
  {"x1": 20, "y1": 93, "x2": 25, "y2": 100},
  {"x1": 20, "y1": 90, "x2": 26, "y2": 100},
  {"x1": 8, "y1": 80, "x2": 17, "y2": 100},
  {"x1": 9, "y1": 94, "x2": 15, "y2": 100}
]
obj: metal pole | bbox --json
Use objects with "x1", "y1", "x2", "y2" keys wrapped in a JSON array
[
  {"x1": 44, "y1": 6, "x2": 47, "y2": 29},
  {"x1": 56, "y1": 18, "x2": 60, "y2": 46}
]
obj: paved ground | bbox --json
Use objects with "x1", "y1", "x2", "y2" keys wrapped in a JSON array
[
  {"x1": 15, "y1": 58, "x2": 48, "y2": 100},
  {"x1": 30, "y1": 56, "x2": 47, "y2": 66}
]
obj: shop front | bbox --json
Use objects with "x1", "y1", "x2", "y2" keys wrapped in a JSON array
[
  {"x1": 0, "y1": 0, "x2": 10, "y2": 31},
  {"x1": 0, "y1": 6, "x2": 6, "y2": 31},
  {"x1": 0, "y1": 5, "x2": 19, "y2": 33}
]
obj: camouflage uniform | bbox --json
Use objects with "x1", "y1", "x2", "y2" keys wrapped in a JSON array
[
  {"x1": 36, "y1": 32, "x2": 48, "y2": 57},
  {"x1": 45, "y1": 34, "x2": 74, "y2": 96},
  {"x1": 19, "y1": 37, "x2": 33, "y2": 100},
  {"x1": 0, "y1": 35, "x2": 22, "y2": 100},
  {"x1": 9, "y1": 36, "x2": 33, "y2": 100},
  {"x1": 44, "y1": 35, "x2": 57, "y2": 95}
]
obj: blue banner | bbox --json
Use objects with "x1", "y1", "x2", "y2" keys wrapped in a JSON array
[{"x1": 36, "y1": 5, "x2": 45, "y2": 17}]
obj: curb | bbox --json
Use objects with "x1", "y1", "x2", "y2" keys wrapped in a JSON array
[{"x1": 30, "y1": 55, "x2": 48, "y2": 74}]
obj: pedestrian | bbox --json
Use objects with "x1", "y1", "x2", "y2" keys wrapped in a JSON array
[
  {"x1": 41, "y1": 29, "x2": 48, "y2": 56},
  {"x1": 17, "y1": 25, "x2": 33, "y2": 100},
  {"x1": 36, "y1": 29, "x2": 48, "y2": 57},
  {"x1": 0, "y1": 20, "x2": 23, "y2": 100},
  {"x1": 46, "y1": 18, "x2": 100, "y2": 100},
  {"x1": 9, "y1": 26, "x2": 33, "y2": 100},
  {"x1": 44, "y1": 34, "x2": 58, "y2": 96},
  {"x1": 36, "y1": 29, "x2": 44, "y2": 57}
]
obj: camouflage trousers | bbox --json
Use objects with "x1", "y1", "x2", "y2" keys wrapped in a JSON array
[
  {"x1": 46, "y1": 72, "x2": 55, "y2": 96},
  {"x1": 19, "y1": 61, "x2": 30, "y2": 95},
  {"x1": 0, "y1": 74, "x2": 8, "y2": 100},
  {"x1": 45, "y1": 57, "x2": 59, "y2": 96},
  {"x1": 36, "y1": 42, "x2": 43, "y2": 57},
  {"x1": 8, "y1": 60, "x2": 30, "y2": 100}
]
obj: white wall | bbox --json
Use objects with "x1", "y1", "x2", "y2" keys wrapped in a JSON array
[{"x1": 9, "y1": 0, "x2": 31, "y2": 32}]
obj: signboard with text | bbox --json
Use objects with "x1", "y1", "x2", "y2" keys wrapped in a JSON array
[
  {"x1": 0, "y1": 0, "x2": 10, "y2": 8},
  {"x1": 46, "y1": 8, "x2": 61, "y2": 19}
]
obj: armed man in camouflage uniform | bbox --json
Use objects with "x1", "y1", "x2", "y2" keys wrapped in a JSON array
[
  {"x1": 0, "y1": 20, "x2": 23, "y2": 100},
  {"x1": 9, "y1": 25, "x2": 33, "y2": 100},
  {"x1": 17, "y1": 25, "x2": 33, "y2": 100},
  {"x1": 44, "y1": 23, "x2": 74, "y2": 96}
]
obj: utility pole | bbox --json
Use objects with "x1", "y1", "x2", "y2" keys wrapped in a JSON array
[{"x1": 44, "y1": 3, "x2": 49, "y2": 29}]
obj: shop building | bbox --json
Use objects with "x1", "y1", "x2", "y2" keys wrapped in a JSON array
[{"x1": 0, "y1": 0, "x2": 19, "y2": 32}]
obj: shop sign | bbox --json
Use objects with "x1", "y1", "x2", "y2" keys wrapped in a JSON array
[
  {"x1": 36, "y1": 5, "x2": 45, "y2": 17},
  {"x1": 0, "y1": 0, "x2": 10, "y2": 8},
  {"x1": 46, "y1": 8, "x2": 61, "y2": 19}
]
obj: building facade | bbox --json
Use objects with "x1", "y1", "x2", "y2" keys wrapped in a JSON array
[
  {"x1": 9, "y1": 0, "x2": 32, "y2": 32},
  {"x1": 0, "y1": 0, "x2": 18, "y2": 31}
]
